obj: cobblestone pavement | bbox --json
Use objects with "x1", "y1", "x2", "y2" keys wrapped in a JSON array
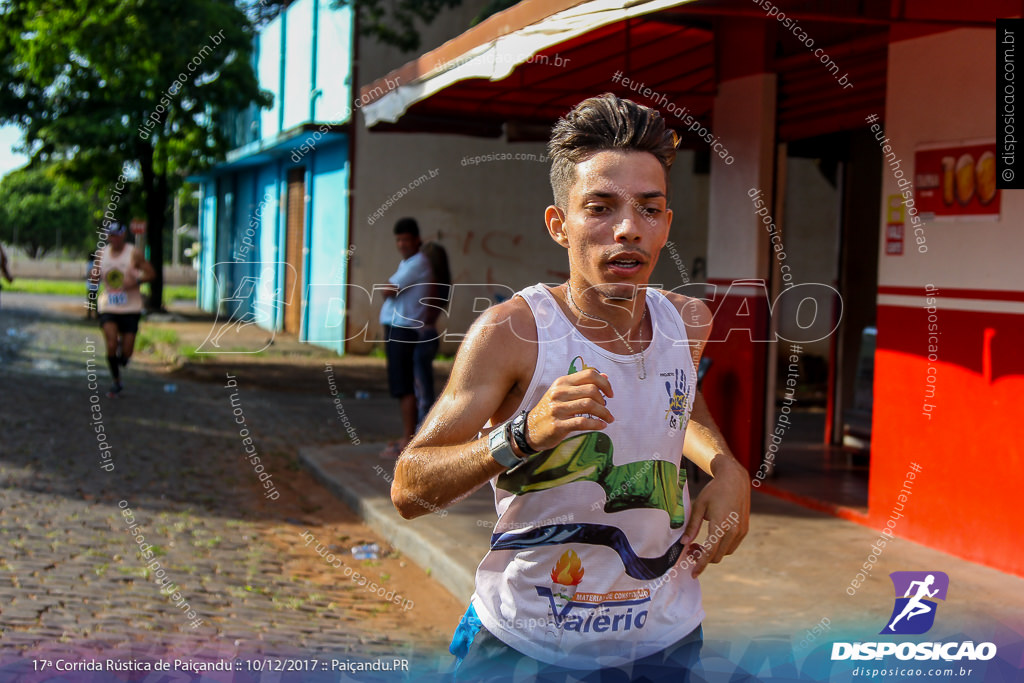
[{"x1": 0, "y1": 294, "x2": 463, "y2": 678}]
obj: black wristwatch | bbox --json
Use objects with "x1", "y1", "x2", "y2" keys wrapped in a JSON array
[{"x1": 511, "y1": 410, "x2": 539, "y2": 457}]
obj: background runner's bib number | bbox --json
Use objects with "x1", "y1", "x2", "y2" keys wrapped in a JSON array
[{"x1": 107, "y1": 292, "x2": 127, "y2": 306}]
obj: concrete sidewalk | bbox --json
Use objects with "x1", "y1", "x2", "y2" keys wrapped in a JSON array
[
  {"x1": 301, "y1": 443, "x2": 495, "y2": 602},
  {"x1": 300, "y1": 443, "x2": 1024, "y2": 646}
]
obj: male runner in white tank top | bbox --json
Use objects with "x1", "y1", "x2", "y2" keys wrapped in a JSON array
[
  {"x1": 390, "y1": 94, "x2": 749, "y2": 681},
  {"x1": 90, "y1": 222, "x2": 154, "y2": 397}
]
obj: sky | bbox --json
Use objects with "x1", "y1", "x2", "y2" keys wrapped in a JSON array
[{"x1": 0, "y1": 123, "x2": 30, "y2": 178}]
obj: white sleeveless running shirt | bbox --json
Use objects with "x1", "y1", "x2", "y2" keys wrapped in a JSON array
[
  {"x1": 470, "y1": 284, "x2": 703, "y2": 669},
  {"x1": 98, "y1": 244, "x2": 143, "y2": 314}
]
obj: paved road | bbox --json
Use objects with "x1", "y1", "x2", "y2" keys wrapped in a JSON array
[{"x1": 0, "y1": 293, "x2": 462, "y2": 676}]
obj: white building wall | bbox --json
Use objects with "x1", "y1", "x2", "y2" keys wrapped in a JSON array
[
  {"x1": 880, "y1": 28, "x2": 1022, "y2": 291},
  {"x1": 348, "y1": 7, "x2": 710, "y2": 353}
]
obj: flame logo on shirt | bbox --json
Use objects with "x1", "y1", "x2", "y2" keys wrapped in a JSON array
[{"x1": 550, "y1": 549, "x2": 585, "y2": 586}]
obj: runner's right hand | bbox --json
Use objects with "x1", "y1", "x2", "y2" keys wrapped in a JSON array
[{"x1": 525, "y1": 369, "x2": 614, "y2": 451}]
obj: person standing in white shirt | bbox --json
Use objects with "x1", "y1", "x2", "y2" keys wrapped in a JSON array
[{"x1": 379, "y1": 218, "x2": 433, "y2": 456}]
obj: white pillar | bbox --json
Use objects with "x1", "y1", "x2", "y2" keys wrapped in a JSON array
[{"x1": 707, "y1": 72, "x2": 777, "y2": 282}]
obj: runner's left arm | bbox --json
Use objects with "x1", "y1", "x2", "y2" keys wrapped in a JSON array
[{"x1": 131, "y1": 249, "x2": 156, "y2": 283}]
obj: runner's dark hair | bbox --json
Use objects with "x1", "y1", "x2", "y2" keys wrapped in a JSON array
[{"x1": 547, "y1": 93, "x2": 678, "y2": 209}]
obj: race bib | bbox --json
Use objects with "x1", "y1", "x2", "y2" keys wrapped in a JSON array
[{"x1": 107, "y1": 291, "x2": 127, "y2": 306}]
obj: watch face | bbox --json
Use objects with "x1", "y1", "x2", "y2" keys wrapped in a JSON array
[{"x1": 489, "y1": 424, "x2": 520, "y2": 469}]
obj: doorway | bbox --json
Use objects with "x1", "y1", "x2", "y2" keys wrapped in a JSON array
[
  {"x1": 763, "y1": 129, "x2": 881, "y2": 511},
  {"x1": 284, "y1": 167, "x2": 306, "y2": 336}
]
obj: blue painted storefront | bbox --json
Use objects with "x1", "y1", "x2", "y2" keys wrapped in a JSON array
[{"x1": 194, "y1": 0, "x2": 353, "y2": 354}]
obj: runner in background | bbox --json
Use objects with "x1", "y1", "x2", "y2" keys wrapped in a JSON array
[{"x1": 90, "y1": 222, "x2": 154, "y2": 397}]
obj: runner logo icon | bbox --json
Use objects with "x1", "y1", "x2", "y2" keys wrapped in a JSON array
[
  {"x1": 881, "y1": 570, "x2": 949, "y2": 635},
  {"x1": 833, "y1": 570, "x2": 996, "y2": 662}
]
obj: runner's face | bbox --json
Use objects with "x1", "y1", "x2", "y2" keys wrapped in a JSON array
[{"x1": 549, "y1": 150, "x2": 671, "y2": 300}]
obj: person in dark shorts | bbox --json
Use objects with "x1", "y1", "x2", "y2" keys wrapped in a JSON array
[
  {"x1": 90, "y1": 222, "x2": 154, "y2": 397},
  {"x1": 379, "y1": 218, "x2": 433, "y2": 456}
]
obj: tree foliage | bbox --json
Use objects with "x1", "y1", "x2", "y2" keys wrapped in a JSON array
[
  {"x1": 0, "y1": 165, "x2": 93, "y2": 259},
  {"x1": 0, "y1": 0, "x2": 270, "y2": 309}
]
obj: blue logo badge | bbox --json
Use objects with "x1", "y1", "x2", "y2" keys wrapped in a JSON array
[{"x1": 880, "y1": 571, "x2": 949, "y2": 635}]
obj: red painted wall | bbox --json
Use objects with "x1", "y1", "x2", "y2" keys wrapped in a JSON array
[
  {"x1": 701, "y1": 281, "x2": 770, "y2": 472},
  {"x1": 871, "y1": 302, "x2": 1024, "y2": 577}
]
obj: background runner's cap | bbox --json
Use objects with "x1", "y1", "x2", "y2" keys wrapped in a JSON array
[{"x1": 106, "y1": 221, "x2": 128, "y2": 236}]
